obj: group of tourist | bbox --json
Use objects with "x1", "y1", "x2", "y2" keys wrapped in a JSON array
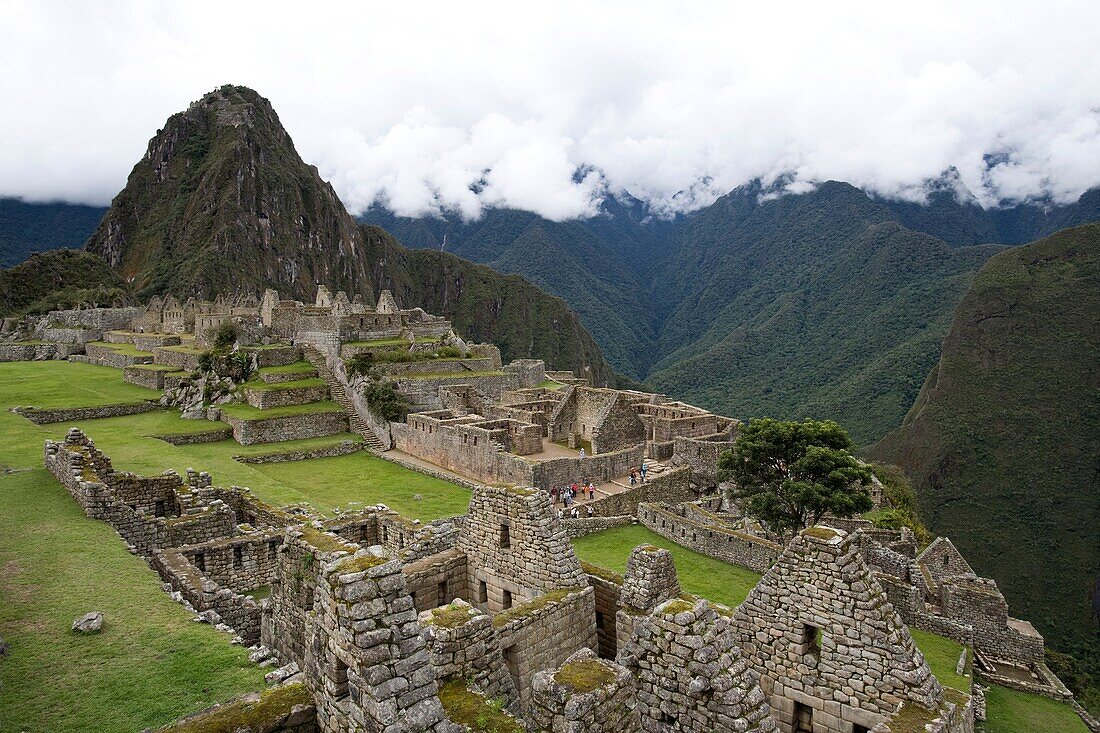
[
  {"x1": 551, "y1": 481, "x2": 595, "y2": 506},
  {"x1": 629, "y1": 461, "x2": 649, "y2": 486},
  {"x1": 557, "y1": 504, "x2": 595, "y2": 520}
]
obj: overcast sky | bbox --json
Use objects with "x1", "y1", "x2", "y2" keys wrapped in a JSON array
[{"x1": 1, "y1": 0, "x2": 1098, "y2": 220}]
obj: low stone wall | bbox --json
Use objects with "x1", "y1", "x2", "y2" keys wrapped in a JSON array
[
  {"x1": 403, "y1": 548, "x2": 468, "y2": 613},
  {"x1": 242, "y1": 345, "x2": 302, "y2": 368},
  {"x1": 261, "y1": 368, "x2": 317, "y2": 384},
  {"x1": 671, "y1": 433, "x2": 736, "y2": 485},
  {"x1": 223, "y1": 410, "x2": 348, "y2": 445},
  {"x1": 234, "y1": 440, "x2": 363, "y2": 464},
  {"x1": 637, "y1": 501, "x2": 782, "y2": 574},
  {"x1": 152, "y1": 347, "x2": 203, "y2": 371},
  {"x1": 17, "y1": 400, "x2": 160, "y2": 424},
  {"x1": 245, "y1": 384, "x2": 330, "y2": 409},
  {"x1": 154, "y1": 548, "x2": 264, "y2": 644},
  {"x1": 152, "y1": 427, "x2": 233, "y2": 445},
  {"x1": 123, "y1": 365, "x2": 180, "y2": 390},
  {"x1": 375, "y1": 356, "x2": 496, "y2": 377},
  {"x1": 561, "y1": 515, "x2": 634, "y2": 538},
  {"x1": 0, "y1": 343, "x2": 60, "y2": 361},
  {"x1": 376, "y1": 450, "x2": 481, "y2": 491},
  {"x1": 583, "y1": 466, "x2": 697, "y2": 517}
]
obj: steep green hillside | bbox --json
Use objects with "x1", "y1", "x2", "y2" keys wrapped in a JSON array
[
  {"x1": 646, "y1": 183, "x2": 1002, "y2": 443},
  {"x1": 361, "y1": 224, "x2": 615, "y2": 384},
  {"x1": 0, "y1": 197, "x2": 106, "y2": 266},
  {"x1": 871, "y1": 224, "x2": 1100, "y2": 668},
  {"x1": 0, "y1": 249, "x2": 131, "y2": 316}
]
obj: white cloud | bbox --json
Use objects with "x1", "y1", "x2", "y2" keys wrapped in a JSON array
[{"x1": 0, "y1": 0, "x2": 1098, "y2": 219}]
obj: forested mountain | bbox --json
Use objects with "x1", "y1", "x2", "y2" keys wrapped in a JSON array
[
  {"x1": 0, "y1": 197, "x2": 107, "y2": 266},
  {"x1": 871, "y1": 223, "x2": 1100, "y2": 670},
  {"x1": 0, "y1": 249, "x2": 130, "y2": 316},
  {"x1": 0, "y1": 86, "x2": 615, "y2": 383}
]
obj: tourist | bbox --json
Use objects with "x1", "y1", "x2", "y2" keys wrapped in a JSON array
[
  {"x1": 557, "y1": 508, "x2": 564, "y2": 520},
  {"x1": 564, "y1": 491, "x2": 572, "y2": 507},
  {"x1": 586, "y1": 505, "x2": 594, "y2": 518},
  {"x1": 571, "y1": 482, "x2": 578, "y2": 498},
  {"x1": 629, "y1": 470, "x2": 637, "y2": 486},
  {"x1": 551, "y1": 485, "x2": 558, "y2": 503},
  {"x1": 640, "y1": 462, "x2": 648, "y2": 482},
  {"x1": 588, "y1": 483, "x2": 594, "y2": 500},
  {"x1": 579, "y1": 447, "x2": 586, "y2": 458},
  {"x1": 570, "y1": 506, "x2": 579, "y2": 519}
]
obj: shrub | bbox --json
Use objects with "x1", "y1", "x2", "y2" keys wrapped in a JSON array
[
  {"x1": 347, "y1": 352, "x2": 376, "y2": 377},
  {"x1": 207, "y1": 321, "x2": 240, "y2": 350},
  {"x1": 362, "y1": 380, "x2": 409, "y2": 422}
]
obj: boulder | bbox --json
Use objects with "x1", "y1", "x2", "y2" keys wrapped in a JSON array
[{"x1": 72, "y1": 611, "x2": 104, "y2": 633}]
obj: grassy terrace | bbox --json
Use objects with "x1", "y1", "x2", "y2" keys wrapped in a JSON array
[
  {"x1": 218, "y1": 400, "x2": 343, "y2": 420},
  {"x1": 86, "y1": 340, "x2": 154, "y2": 357},
  {"x1": 258, "y1": 361, "x2": 315, "y2": 375},
  {"x1": 244, "y1": 377, "x2": 326, "y2": 392},
  {"x1": 126, "y1": 363, "x2": 185, "y2": 372},
  {"x1": 157, "y1": 344, "x2": 206, "y2": 354},
  {"x1": 344, "y1": 337, "x2": 440, "y2": 347},
  {"x1": 399, "y1": 370, "x2": 506, "y2": 380}
]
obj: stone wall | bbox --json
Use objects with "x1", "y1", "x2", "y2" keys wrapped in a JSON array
[
  {"x1": 224, "y1": 410, "x2": 348, "y2": 445},
  {"x1": 419, "y1": 599, "x2": 517, "y2": 705},
  {"x1": 732, "y1": 527, "x2": 944, "y2": 733},
  {"x1": 123, "y1": 365, "x2": 178, "y2": 389},
  {"x1": 152, "y1": 347, "x2": 204, "y2": 371},
  {"x1": 618, "y1": 598, "x2": 776, "y2": 733},
  {"x1": 242, "y1": 345, "x2": 303, "y2": 368},
  {"x1": 0, "y1": 343, "x2": 61, "y2": 361},
  {"x1": 637, "y1": 501, "x2": 781, "y2": 573},
  {"x1": 584, "y1": 567, "x2": 623, "y2": 660},
  {"x1": 152, "y1": 427, "x2": 233, "y2": 445},
  {"x1": 456, "y1": 485, "x2": 588, "y2": 611},
  {"x1": 85, "y1": 342, "x2": 153, "y2": 368},
  {"x1": 583, "y1": 466, "x2": 696, "y2": 517},
  {"x1": 245, "y1": 384, "x2": 331, "y2": 409},
  {"x1": 46, "y1": 306, "x2": 143, "y2": 331},
  {"x1": 671, "y1": 433, "x2": 736, "y2": 485},
  {"x1": 529, "y1": 648, "x2": 639, "y2": 733},
  {"x1": 174, "y1": 530, "x2": 284, "y2": 593},
  {"x1": 493, "y1": 586, "x2": 598, "y2": 706},
  {"x1": 17, "y1": 400, "x2": 160, "y2": 424},
  {"x1": 155, "y1": 548, "x2": 265, "y2": 644},
  {"x1": 234, "y1": 440, "x2": 363, "y2": 464},
  {"x1": 561, "y1": 515, "x2": 634, "y2": 538},
  {"x1": 403, "y1": 549, "x2": 468, "y2": 614}
]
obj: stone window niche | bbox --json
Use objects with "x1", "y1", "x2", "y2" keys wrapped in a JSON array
[
  {"x1": 499, "y1": 522, "x2": 511, "y2": 549},
  {"x1": 333, "y1": 657, "x2": 350, "y2": 699},
  {"x1": 502, "y1": 589, "x2": 513, "y2": 610},
  {"x1": 233, "y1": 545, "x2": 243, "y2": 568},
  {"x1": 801, "y1": 623, "x2": 822, "y2": 662},
  {"x1": 793, "y1": 701, "x2": 813, "y2": 733},
  {"x1": 194, "y1": 552, "x2": 205, "y2": 572},
  {"x1": 437, "y1": 581, "x2": 448, "y2": 607},
  {"x1": 478, "y1": 580, "x2": 488, "y2": 604}
]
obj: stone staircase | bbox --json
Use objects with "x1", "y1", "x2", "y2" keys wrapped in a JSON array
[{"x1": 302, "y1": 346, "x2": 386, "y2": 452}]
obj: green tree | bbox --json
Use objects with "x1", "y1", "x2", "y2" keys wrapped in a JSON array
[{"x1": 718, "y1": 418, "x2": 873, "y2": 536}]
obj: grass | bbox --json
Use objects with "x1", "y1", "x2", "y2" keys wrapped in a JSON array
[
  {"x1": 126, "y1": 363, "x2": 184, "y2": 372},
  {"x1": 438, "y1": 678, "x2": 523, "y2": 733},
  {"x1": 909, "y1": 628, "x2": 969, "y2": 692},
  {"x1": 536, "y1": 379, "x2": 564, "y2": 390},
  {"x1": 86, "y1": 340, "x2": 154, "y2": 357},
  {"x1": 218, "y1": 400, "x2": 343, "y2": 420},
  {"x1": 571, "y1": 524, "x2": 761, "y2": 608},
  {"x1": 982, "y1": 684, "x2": 1090, "y2": 733},
  {"x1": 243, "y1": 377, "x2": 326, "y2": 392},
  {"x1": 399, "y1": 370, "x2": 506, "y2": 380},
  {"x1": 0, "y1": 467, "x2": 265, "y2": 732},
  {"x1": 157, "y1": 344, "x2": 207, "y2": 354},
  {"x1": 257, "y1": 361, "x2": 315, "y2": 375}
]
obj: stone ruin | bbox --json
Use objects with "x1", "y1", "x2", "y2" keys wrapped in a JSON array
[{"x1": 38, "y1": 427, "x2": 997, "y2": 733}]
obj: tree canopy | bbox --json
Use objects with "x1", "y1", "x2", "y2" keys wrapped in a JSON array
[{"x1": 718, "y1": 418, "x2": 873, "y2": 536}]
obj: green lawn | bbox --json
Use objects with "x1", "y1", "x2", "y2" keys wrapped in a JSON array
[
  {"x1": 0, "y1": 469, "x2": 264, "y2": 733},
  {"x1": 218, "y1": 400, "x2": 343, "y2": 420},
  {"x1": 244, "y1": 377, "x2": 326, "y2": 392},
  {"x1": 983, "y1": 684, "x2": 1089, "y2": 733},
  {"x1": 909, "y1": 628, "x2": 969, "y2": 692},
  {"x1": 572, "y1": 524, "x2": 761, "y2": 608},
  {"x1": 258, "y1": 361, "x2": 316, "y2": 375}
]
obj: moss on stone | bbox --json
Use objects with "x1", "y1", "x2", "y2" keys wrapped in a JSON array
[
  {"x1": 802, "y1": 526, "x2": 839, "y2": 541},
  {"x1": 438, "y1": 678, "x2": 523, "y2": 733},
  {"x1": 581, "y1": 561, "x2": 623, "y2": 584},
  {"x1": 660, "y1": 599, "x2": 695, "y2": 615},
  {"x1": 162, "y1": 682, "x2": 312, "y2": 733},
  {"x1": 297, "y1": 525, "x2": 357, "y2": 554},
  {"x1": 553, "y1": 658, "x2": 615, "y2": 693},
  {"x1": 492, "y1": 588, "x2": 580, "y2": 628},
  {"x1": 330, "y1": 553, "x2": 388, "y2": 578},
  {"x1": 428, "y1": 602, "x2": 479, "y2": 629}
]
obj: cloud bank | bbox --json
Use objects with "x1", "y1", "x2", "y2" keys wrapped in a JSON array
[{"x1": 1, "y1": 0, "x2": 1098, "y2": 220}]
